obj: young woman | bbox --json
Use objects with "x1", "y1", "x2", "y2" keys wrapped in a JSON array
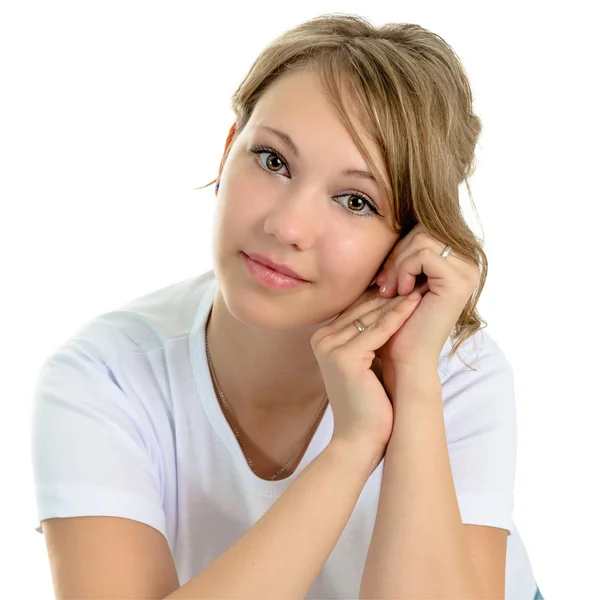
[{"x1": 32, "y1": 13, "x2": 544, "y2": 600}]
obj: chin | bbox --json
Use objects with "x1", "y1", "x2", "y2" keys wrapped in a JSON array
[
  {"x1": 217, "y1": 249, "x2": 353, "y2": 329},
  {"x1": 214, "y1": 264, "x2": 322, "y2": 331}
]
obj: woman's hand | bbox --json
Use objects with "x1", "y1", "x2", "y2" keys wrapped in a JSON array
[
  {"x1": 374, "y1": 224, "x2": 481, "y2": 384},
  {"x1": 311, "y1": 286, "x2": 423, "y2": 463}
]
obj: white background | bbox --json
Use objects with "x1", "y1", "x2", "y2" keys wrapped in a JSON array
[{"x1": 2, "y1": 1, "x2": 598, "y2": 598}]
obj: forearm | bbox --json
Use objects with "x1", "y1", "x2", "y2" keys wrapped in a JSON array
[
  {"x1": 166, "y1": 438, "x2": 377, "y2": 600},
  {"x1": 359, "y1": 375, "x2": 482, "y2": 599}
]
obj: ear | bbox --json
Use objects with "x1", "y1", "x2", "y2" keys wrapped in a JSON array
[{"x1": 217, "y1": 122, "x2": 238, "y2": 181}]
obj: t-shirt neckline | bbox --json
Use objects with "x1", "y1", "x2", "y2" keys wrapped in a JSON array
[{"x1": 188, "y1": 272, "x2": 333, "y2": 496}]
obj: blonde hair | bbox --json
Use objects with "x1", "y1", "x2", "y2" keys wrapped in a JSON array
[{"x1": 199, "y1": 13, "x2": 489, "y2": 370}]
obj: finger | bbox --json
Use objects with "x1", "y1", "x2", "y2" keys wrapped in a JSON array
[
  {"x1": 378, "y1": 247, "x2": 419, "y2": 298},
  {"x1": 376, "y1": 226, "x2": 424, "y2": 290},
  {"x1": 400, "y1": 249, "x2": 434, "y2": 297},
  {"x1": 378, "y1": 228, "x2": 441, "y2": 297},
  {"x1": 326, "y1": 290, "x2": 391, "y2": 334},
  {"x1": 399, "y1": 247, "x2": 450, "y2": 295},
  {"x1": 376, "y1": 244, "x2": 402, "y2": 293},
  {"x1": 343, "y1": 293, "x2": 422, "y2": 364},
  {"x1": 327, "y1": 284, "x2": 415, "y2": 336},
  {"x1": 380, "y1": 246, "x2": 444, "y2": 298},
  {"x1": 326, "y1": 292, "x2": 421, "y2": 351},
  {"x1": 379, "y1": 254, "x2": 406, "y2": 298}
]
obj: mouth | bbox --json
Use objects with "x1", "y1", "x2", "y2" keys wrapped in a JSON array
[{"x1": 242, "y1": 251, "x2": 310, "y2": 282}]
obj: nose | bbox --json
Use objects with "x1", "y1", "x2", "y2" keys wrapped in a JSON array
[{"x1": 263, "y1": 188, "x2": 323, "y2": 248}]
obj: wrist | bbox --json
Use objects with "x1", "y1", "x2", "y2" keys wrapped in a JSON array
[
  {"x1": 393, "y1": 364, "x2": 441, "y2": 389},
  {"x1": 327, "y1": 436, "x2": 384, "y2": 477}
]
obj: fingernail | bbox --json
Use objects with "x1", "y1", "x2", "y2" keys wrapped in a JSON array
[
  {"x1": 380, "y1": 284, "x2": 387, "y2": 294},
  {"x1": 377, "y1": 273, "x2": 386, "y2": 287}
]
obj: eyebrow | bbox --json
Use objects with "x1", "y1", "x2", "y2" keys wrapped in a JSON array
[{"x1": 255, "y1": 124, "x2": 377, "y2": 183}]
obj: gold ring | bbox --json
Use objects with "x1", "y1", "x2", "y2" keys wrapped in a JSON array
[{"x1": 353, "y1": 318, "x2": 367, "y2": 333}]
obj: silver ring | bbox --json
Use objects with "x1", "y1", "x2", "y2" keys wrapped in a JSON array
[
  {"x1": 440, "y1": 245, "x2": 452, "y2": 259},
  {"x1": 353, "y1": 318, "x2": 367, "y2": 333}
]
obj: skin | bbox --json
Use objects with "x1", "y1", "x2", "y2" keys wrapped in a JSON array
[{"x1": 207, "y1": 66, "x2": 402, "y2": 426}]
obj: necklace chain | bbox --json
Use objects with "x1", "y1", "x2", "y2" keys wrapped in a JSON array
[{"x1": 205, "y1": 324, "x2": 329, "y2": 481}]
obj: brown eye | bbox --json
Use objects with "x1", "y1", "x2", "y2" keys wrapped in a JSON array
[
  {"x1": 336, "y1": 192, "x2": 379, "y2": 218},
  {"x1": 348, "y1": 196, "x2": 365, "y2": 211},
  {"x1": 250, "y1": 145, "x2": 290, "y2": 177},
  {"x1": 266, "y1": 153, "x2": 284, "y2": 172}
]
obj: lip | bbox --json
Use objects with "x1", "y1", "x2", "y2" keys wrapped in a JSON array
[{"x1": 243, "y1": 252, "x2": 309, "y2": 282}]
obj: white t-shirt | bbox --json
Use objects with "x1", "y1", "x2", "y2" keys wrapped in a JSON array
[{"x1": 31, "y1": 269, "x2": 539, "y2": 599}]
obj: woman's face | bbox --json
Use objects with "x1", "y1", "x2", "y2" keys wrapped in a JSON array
[{"x1": 212, "y1": 67, "x2": 401, "y2": 330}]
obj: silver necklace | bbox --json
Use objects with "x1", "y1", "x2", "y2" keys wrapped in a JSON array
[{"x1": 205, "y1": 324, "x2": 329, "y2": 481}]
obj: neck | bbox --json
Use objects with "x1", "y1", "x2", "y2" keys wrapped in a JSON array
[{"x1": 206, "y1": 288, "x2": 329, "y2": 418}]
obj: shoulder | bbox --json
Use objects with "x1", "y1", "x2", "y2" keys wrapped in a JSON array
[
  {"x1": 438, "y1": 329, "x2": 516, "y2": 431},
  {"x1": 438, "y1": 327, "x2": 513, "y2": 383},
  {"x1": 41, "y1": 271, "x2": 216, "y2": 368}
]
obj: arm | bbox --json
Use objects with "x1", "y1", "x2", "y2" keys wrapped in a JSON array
[
  {"x1": 166, "y1": 438, "x2": 378, "y2": 600},
  {"x1": 359, "y1": 372, "x2": 484, "y2": 600}
]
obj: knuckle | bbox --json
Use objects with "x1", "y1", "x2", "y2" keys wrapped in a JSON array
[
  {"x1": 370, "y1": 303, "x2": 390, "y2": 320},
  {"x1": 366, "y1": 289, "x2": 385, "y2": 304},
  {"x1": 311, "y1": 332, "x2": 332, "y2": 355},
  {"x1": 316, "y1": 334, "x2": 343, "y2": 358},
  {"x1": 330, "y1": 346, "x2": 349, "y2": 364},
  {"x1": 413, "y1": 231, "x2": 430, "y2": 244},
  {"x1": 361, "y1": 298, "x2": 378, "y2": 313},
  {"x1": 311, "y1": 336, "x2": 327, "y2": 355},
  {"x1": 310, "y1": 332, "x2": 322, "y2": 349},
  {"x1": 371, "y1": 315, "x2": 389, "y2": 331}
]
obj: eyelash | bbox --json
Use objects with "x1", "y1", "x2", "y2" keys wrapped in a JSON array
[{"x1": 249, "y1": 144, "x2": 381, "y2": 219}]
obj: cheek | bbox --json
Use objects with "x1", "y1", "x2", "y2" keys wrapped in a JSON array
[
  {"x1": 324, "y1": 235, "x2": 381, "y2": 283},
  {"x1": 215, "y1": 185, "x2": 264, "y2": 238}
]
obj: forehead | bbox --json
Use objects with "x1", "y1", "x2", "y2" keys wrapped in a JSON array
[
  {"x1": 252, "y1": 68, "x2": 355, "y2": 126},
  {"x1": 248, "y1": 68, "x2": 387, "y2": 178}
]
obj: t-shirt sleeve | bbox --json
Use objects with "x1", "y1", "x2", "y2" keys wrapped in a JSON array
[
  {"x1": 442, "y1": 333, "x2": 518, "y2": 536},
  {"x1": 31, "y1": 340, "x2": 167, "y2": 539}
]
